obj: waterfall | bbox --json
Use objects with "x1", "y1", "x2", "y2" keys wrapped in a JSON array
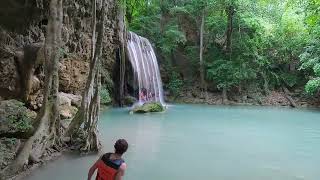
[{"x1": 126, "y1": 31, "x2": 165, "y2": 106}]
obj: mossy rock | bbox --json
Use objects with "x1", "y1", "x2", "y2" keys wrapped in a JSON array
[
  {"x1": 0, "y1": 138, "x2": 20, "y2": 170},
  {"x1": 124, "y1": 96, "x2": 137, "y2": 106},
  {"x1": 0, "y1": 100, "x2": 35, "y2": 138},
  {"x1": 132, "y1": 102, "x2": 164, "y2": 113}
]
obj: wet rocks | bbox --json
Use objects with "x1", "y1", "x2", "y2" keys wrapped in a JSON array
[
  {"x1": 0, "y1": 55, "x2": 19, "y2": 98},
  {"x1": 124, "y1": 96, "x2": 137, "y2": 106},
  {"x1": 0, "y1": 100, "x2": 35, "y2": 139},
  {"x1": 29, "y1": 91, "x2": 44, "y2": 110},
  {"x1": 59, "y1": 59, "x2": 89, "y2": 95},
  {"x1": 0, "y1": 138, "x2": 21, "y2": 170},
  {"x1": 59, "y1": 92, "x2": 82, "y2": 107},
  {"x1": 132, "y1": 102, "x2": 164, "y2": 113},
  {"x1": 60, "y1": 106, "x2": 78, "y2": 120},
  {"x1": 58, "y1": 92, "x2": 81, "y2": 119}
]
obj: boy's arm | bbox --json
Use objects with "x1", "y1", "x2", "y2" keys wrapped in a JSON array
[
  {"x1": 88, "y1": 158, "x2": 101, "y2": 180},
  {"x1": 115, "y1": 163, "x2": 127, "y2": 180}
]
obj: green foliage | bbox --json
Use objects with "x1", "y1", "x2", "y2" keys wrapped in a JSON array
[
  {"x1": 298, "y1": 0, "x2": 320, "y2": 95},
  {"x1": 0, "y1": 100, "x2": 34, "y2": 137},
  {"x1": 132, "y1": 102, "x2": 164, "y2": 113},
  {"x1": 207, "y1": 59, "x2": 238, "y2": 89},
  {"x1": 8, "y1": 114, "x2": 32, "y2": 131},
  {"x1": 167, "y1": 71, "x2": 184, "y2": 98},
  {"x1": 207, "y1": 59, "x2": 256, "y2": 90},
  {"x1": 300, "y1": 40, "x2": 320, "y2": 95},
  {"x1": 280, "y1": 73, "x2": 299, "y2": 88},
  {"x1": 100, "y1": 87, "x2": 112, "y2": 105},
  {"x1": 159, "y1": 23, "x2": 187, "y2": 54},
  {"x1": 127, "y1": 0, "x2": 319, "y2": 96},
  {"x1": 305, "y1": 78, "x2": 320, "y2": 95}
]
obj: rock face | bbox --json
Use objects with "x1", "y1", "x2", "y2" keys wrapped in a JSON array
[
  {"x1": 60, "y1": 106, "x2": 78, "y2": 120},
  {"x1": 0, "y1": 100, "x2": 36, "y2": 139},
  {"x1": 0, "y1": 55, "x2": 19, "y2": 98},
  {"x1": 59, "y1": 92, "x2": 82, "y2": 108},
  {"x1": 59, "y1": 59, "x2": 89, "y2": 95},
  {"x1": 124, "y1": 96, "x2": 137, "y2": 106},
  {"x1": 132, "y1": 102, "x2": 165, "y2": 113},
  {"x1": 0, "y1": 0, "x2": 119, "y2": 103},
  {"x1": 58, "y1": 92, "x2": 81, "y2": 119},
  {"x1": 0, "y1": 138, "x2": 21, "y2": 170}
]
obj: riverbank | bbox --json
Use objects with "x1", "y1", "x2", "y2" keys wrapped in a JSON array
[
  {"x1": 21, "y1": 105, "x2": 320, "y2": 180},
  {"x1": 167, "y1": 87, "x2": 320, "y2": 108},
  {"x1": 0, "y1": 98, "x2": 106, "y2": 180}
]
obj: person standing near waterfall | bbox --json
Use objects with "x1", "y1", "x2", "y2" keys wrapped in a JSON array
[
  {"x1": 88, "y1": 139, "x2": 128, "y2": 180},
  {"x1": 140, "y1": 88, "x2": 147, "y2": 102}
]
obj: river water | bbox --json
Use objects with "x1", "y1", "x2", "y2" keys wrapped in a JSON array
[{"x1": 25, "y1": 104, "x2": 320, "y2": 180}]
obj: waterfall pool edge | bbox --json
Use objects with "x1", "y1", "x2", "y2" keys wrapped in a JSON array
[{"x1": 25, "y1": 104, "x2": 320, "y2": 180}]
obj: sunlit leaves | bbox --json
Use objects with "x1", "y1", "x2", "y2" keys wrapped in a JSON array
[
  {"x1": 159, "y1": 24, "x2": 186, "y2": 54},
  {"x1": 305, "y1": 78, "x2": 320, "y2": 95}
]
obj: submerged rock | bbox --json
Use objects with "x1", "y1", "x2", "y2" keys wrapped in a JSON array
[
  {"x1": 0, "y1": 100, "x2": 35, "y2": 139},
  {"x1": 132, "y1": 102, "x2": 164, "y2": 113}
]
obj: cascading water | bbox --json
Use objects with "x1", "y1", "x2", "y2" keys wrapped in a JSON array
[{"x1": 126, "y1": 31, "x2": 165, "y2": 106}]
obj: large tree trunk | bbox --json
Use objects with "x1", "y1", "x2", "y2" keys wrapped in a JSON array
[
  {"x1": 261, "y1": 72, "x2": 269, "y2": 95},
  {"x1": 199, "y1": 9, "x2": 206, "y2": 94},
  {"x1": 16, "y1": 44, "x2": 42, "y2": 102},
  {"x1": 64, "y1": 0, "x2": 106, "y2": 152},
  {"x1": 220, "y1": 5, "x2": 235, "y2": 103},
  {"x1": 222, "y1": 87, "x2": 228, "y2": 104},
  {"x1": 118, "y1": 1, "x2": 126, "y2": 107},
  {"x1": 282, "y1": 86, "x2": 297, "y2": 108},
  {"x1": 225, "y1": 5, "x2": 235, "y2": 58},
  {"x1": 0, "y1": 0, "x2": 63, "y2": 178}
]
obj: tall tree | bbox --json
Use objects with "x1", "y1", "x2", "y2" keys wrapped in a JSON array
[
  {"x1": 222, "y1": 2, "x2": 236, "y2": 104},
  {"x1": 199, "y1": 5, "x2": 207, "y2": 97},
  {"x1": 0, "y1": 0, "x2": 63, "y2": 178},
  {"x1": 119, "y1": 0, "x2": 127, "y2": 107},
  {"x1": 64, "y1": 0, "x2": 106, "y2": 152}
]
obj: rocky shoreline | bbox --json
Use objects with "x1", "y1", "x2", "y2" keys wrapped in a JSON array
[
  {"x1": 167, "y1": 87, "x2": 320, "y2": 108},
  {"x1": 0, "y1": 92, "x2": 81, "y2": 178}
]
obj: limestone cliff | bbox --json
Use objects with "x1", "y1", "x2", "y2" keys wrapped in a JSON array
[{"x1": 0, "y1": 0, "x2": 120, "y2": 108}]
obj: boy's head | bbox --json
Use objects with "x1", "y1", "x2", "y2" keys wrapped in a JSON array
[{"x1": 114, "y1": 139, "x2": 128, "y2": 155}]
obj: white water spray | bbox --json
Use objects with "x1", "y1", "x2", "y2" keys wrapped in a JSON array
[{"x1": 127, "y1": 32, "x2": 165, "y2": 106}]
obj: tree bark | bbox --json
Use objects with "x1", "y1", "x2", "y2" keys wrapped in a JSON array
[
  {"x1": 222, "y1": 87, "x2": 228, "y2": 104},
  {"x1": 64, "y1": 0, "x2": 106, "y2": 152},
  {"x1": 0, "y1": 0, "x2": 63, "y2": 178},
  {"x1": 118, "y1": 1, "x2": 126, "y2": 107},
  {"x1": 16, "y1": 44, "x2": 42, "y2": 102},
  {"x1": 282, "y1": 86, "x2": 297, "y2": 108},
  {"x1": 199, "y1": 10, "x2": 205, "y2": 90},
  {"x1": 225, "y1": 5, "x2": 235, "y2": 58},
  {"x1": 261, "y1": 72, "x2": 269, "y2": 95},
  {"x1": 64, "y1": 0, "x2": 98, "y2": 138}
]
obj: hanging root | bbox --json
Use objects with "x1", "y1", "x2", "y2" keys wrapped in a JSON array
[{"x1": 64, "y1": 0, "x2": 105, "y2": 153}]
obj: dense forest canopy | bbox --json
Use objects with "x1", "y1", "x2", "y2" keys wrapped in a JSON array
[{"x1": 125, "y1": 0, "x2": 320, "y2": 99}]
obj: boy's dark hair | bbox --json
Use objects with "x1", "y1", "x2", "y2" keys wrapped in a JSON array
[{"x1": 114, "y1": 139, "x2": 128, "y2": 155}]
